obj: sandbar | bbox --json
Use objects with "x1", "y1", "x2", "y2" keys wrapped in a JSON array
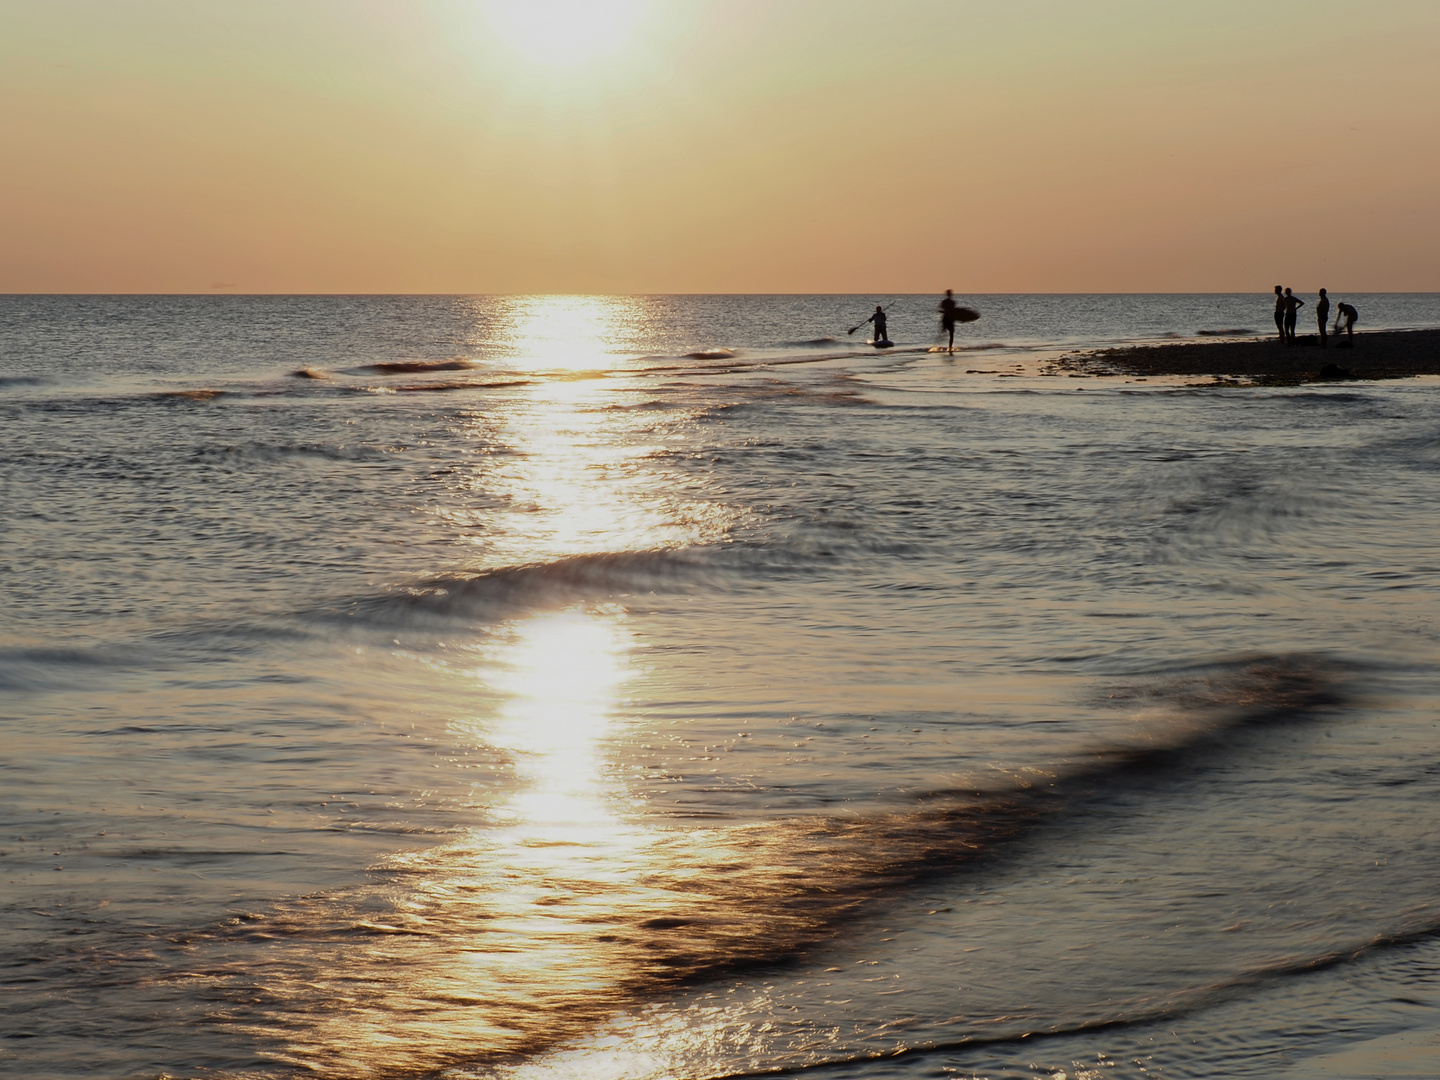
[{"x1": 1060, "y1": 329, "x2": 1440, "y2": 385}]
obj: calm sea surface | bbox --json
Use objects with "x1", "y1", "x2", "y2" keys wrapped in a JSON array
[{"x1": 4, "y1": 294, "x2": 1440, "y2": 1080}]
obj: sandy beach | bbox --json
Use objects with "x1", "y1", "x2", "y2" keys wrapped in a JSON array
[{"x1": 1061, "y1": 328, "x2": 1440, "y2": 384}]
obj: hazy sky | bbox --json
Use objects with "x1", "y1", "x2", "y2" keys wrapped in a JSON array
[{"x1": 3, "y1": 0, "x2": 1437, "y2": 293}]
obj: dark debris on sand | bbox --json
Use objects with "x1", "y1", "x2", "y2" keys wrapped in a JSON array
[{"x1": 1058, "y1": 328, "x2": 1440, "y2": 386}]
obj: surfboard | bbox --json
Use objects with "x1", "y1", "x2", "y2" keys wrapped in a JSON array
[
  {"x1": 870, "y1": 340, "x2": 895, "y2": 349},
  {"x1": 955, "y1": 307, "x2": 981, "y2": 323}
]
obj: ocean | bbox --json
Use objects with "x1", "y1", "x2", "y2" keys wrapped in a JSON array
[{"x1": 4, "y1": 293, "x2": 1440, "y2": 1080}]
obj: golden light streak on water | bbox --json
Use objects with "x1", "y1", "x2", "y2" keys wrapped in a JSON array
[
  {"x1": 243, "y1": 603, "x2": 668, "y2": 1076},
  {"x1": 497, "y1": 295, "x2": 644, "y2": 374},
  {"x1": 241, "y1": 298, "x2": 746, "y2": 1076},
  {"x1": 486, "y1": 610, "x2": 629, "y2": 831},
  {"x1": 453, "y1": 295, "x2": 729, "y2": 568},
  {"x1": 486, "y1": 384, "x2": 683, "y2": 561}
]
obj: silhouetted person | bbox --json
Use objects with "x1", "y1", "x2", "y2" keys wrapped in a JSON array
[
  {"x1": 939, "y1": 290, "x2": 961, "y2": 352},
  {"x1": 1335, "y1": 302, "x2": 1357, "y2": 342},
  {"x1": 1283, "y1": 288, "x2": 1304, "y2": 344},
  {"x1": 1316, "y1": 288, "x2": 1330, "y2": 348},
  {"x1": 1274, "y1": 286, "x2": 1286, "y2": 342},
  {"x1": 865, "y1": 305, "x2": 890, "y2": 344}
]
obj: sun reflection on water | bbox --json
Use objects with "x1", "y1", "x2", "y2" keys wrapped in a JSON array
[
  {"x1": 477, "y1": 607, "x2": 642, "y2": 860},
  {"x1": 472, "y1": 370, "x2": 727, "y2": 568},
  {"x1": 247, "y1": 297, "x2": 760, "y2": 1077},
  {"x1": 488, "y1": 611, "x2": 625, "y2": 780},
  {"x1": 430, "y1": 295, "x2": 729, "y2": 569},
  {"x1": 491, "y1": 294, "x2": 647, "y2": 373}
]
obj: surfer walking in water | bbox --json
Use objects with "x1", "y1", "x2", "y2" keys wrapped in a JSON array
[
  {"x1": 1274, "y1": 286, "x2": 1286, "y2": 343},
  {"x1": 939, "y1": 290, "x2": 960, "y2": 352},
  {"x1": 865, "y1": 305, "x2": 890, "y2": 345},
  {"x1": 935, "y1": 291, "x2": 979, "y2": 353}
]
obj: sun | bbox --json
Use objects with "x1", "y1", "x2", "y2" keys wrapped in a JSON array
[{"x1": 484, "y1": 0, "x2": 652, "y2": 68}]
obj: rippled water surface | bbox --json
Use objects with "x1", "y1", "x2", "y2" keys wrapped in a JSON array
[{"x1": 4, "y1": 294, "x2": 1440, "y2": 1079}]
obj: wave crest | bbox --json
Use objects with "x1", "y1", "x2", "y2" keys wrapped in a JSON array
[
  {"x1": 368, "y1": 359, "x2": 478, "y2": 375},
  {"x1": 353, "y1": 549, "x2": 713, "y2": 626}
]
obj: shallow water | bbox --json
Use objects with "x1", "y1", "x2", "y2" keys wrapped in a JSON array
[{"x1": 4, "y1": 294, "x2": 1440, "y2": 1079}]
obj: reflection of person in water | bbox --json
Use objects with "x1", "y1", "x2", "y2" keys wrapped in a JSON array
[
  {"x1": 1274, "y1": 285, "x2": 1286, "y2": 342},
  {"x1": 939, "y1": 290, "x2": 960, "y2": 352},
  {"x1": 865, "y1": 305, "x2": 890, "y2": 344},
  {"x1": 1283, "y1": 288, "x2": 1304, "y2": 344},
  {"x1": 1335, "y1": 302, "x2": 1358, "y2": 341},
  {"x1": 1316, "y1": 288, "x2": 1330, "y2": 348}
]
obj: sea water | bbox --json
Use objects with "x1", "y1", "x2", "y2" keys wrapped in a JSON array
[{"x1": 3, "y1": 294, "x2": 1440, "y2": 1080}]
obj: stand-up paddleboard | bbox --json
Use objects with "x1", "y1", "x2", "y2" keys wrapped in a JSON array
[{"x1": 870, "y1": 340, "x2": 896, "y2": 349}]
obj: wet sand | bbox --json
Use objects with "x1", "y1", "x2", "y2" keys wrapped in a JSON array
[{"x1": 1060, "y1": 328, "x2": 1440, "y2": 385}]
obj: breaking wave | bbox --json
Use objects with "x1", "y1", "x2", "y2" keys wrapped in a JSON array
[
  {"x1": 367, "y1": 359, "x2": 478, "y2": 374},
  {"x1": 346, "y1": 549, "x2": 721, "y2": 627}
]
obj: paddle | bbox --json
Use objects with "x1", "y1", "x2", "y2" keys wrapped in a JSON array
[{"x1": 847, "y1": 302, "x2": 894, "y2": 336}]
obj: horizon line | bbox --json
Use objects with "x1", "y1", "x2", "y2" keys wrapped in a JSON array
[{"x1": 4, "y1": 290, "x2": 1439, "y2": 299}]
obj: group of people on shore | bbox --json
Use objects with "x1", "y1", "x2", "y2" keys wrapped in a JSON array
[{"x1": 1274, "y1": 286, "x2": 1357, "y2": 347}]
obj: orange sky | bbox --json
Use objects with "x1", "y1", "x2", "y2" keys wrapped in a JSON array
[{"x1": 2, "y1": 0, "x2": 1437, "y2": 293}]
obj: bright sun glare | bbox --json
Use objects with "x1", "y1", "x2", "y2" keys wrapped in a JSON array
[{"x1": 485, "y1": 0, "x2": 652, "y2": 67}]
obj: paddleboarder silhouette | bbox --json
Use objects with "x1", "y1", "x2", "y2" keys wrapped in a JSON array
[
  {"x1": 865, "y1": 305, "x2": 890, "y2": 345},
  {"x1": 1316, "y1": 288, "x2": 1330, "y2": 348},
  {"x1": 847, "y1": 302, "x2": 894, "y2": 343}
]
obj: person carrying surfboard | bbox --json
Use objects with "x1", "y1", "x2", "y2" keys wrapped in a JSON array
[
  {"x1": 939, "y1": 290, "x2": 961, "y2": 352},
  {"x1": 934, "y1": 292, "x2": 981, "y2": 352}
]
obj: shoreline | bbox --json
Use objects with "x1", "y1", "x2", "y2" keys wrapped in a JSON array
[{"x1": 1058, "y1": 328, "x2": 1440, "y2": 385}]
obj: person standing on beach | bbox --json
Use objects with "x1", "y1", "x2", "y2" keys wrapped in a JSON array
[
  {"x1": 939, "y1": 290, "x2": 961, "y2": 352},
  {"x1": 1283, "y1": 288, "x2": 1305, "y2": 345},
  {"x1": 1316, "y1": 288, "x2": 1330, "y2": 348},
  {"x1": 1336, "y1": 302, "x2": 1358, "y2": 342},
  {"x1": 1274, "y1": 286, "x2": 1286, "y2": 342}
]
